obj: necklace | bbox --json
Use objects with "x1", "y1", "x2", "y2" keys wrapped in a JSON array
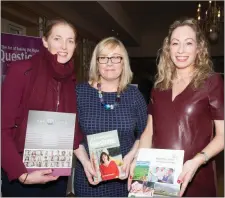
[{"x1": 97, "y1": 83, "x2": 121, "y2": 110}]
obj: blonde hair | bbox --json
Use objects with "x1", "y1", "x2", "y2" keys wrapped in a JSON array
[
  {"x1": 89, "y1": 37, "x2": 133, "y2": 92},
  {"x1": 155, "y1": 18, "x2": 213, "y2": 90}
]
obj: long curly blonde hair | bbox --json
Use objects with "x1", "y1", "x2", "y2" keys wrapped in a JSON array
[{"x1": 155, "y1": 18, "x2": 214, "y2": 90}]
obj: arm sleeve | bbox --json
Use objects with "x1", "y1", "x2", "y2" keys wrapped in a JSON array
[
  {"x1": 207, "y1": 73, "x2": 224, "y2": 120},
  {"x1": 148, "y1": 89, "x2": 154, "y2": 115},
  {"x1": 73, "y1": 113, "x2": 84, "y2": 149},
  {"x1": 1, "y1": 63, "x2": 28, "y2": 181},
  {"x1": 134, "y1": 88, "x2": 148, "y2": 139},
  {"x1": 73, "y1": 85, "x2": 84, "y2": 149}
]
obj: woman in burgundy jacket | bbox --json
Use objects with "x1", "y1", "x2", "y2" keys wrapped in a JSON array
[
  {"x1": 1, "y1": 18, "x2": 83, "y2": 197},
  {"x1": 129, "y1": 18, "x2": 224, "y2": 197}
]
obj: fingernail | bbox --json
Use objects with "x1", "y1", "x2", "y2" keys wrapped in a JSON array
[
  {"x1": 129, "y1": 175, "x2": 133, "y2": 179},
  {"x1": 177, "y1": 180, "x2": 181, "y2": 184}
]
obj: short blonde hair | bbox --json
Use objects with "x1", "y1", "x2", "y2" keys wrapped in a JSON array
[
  {"x1": 89, "y1": 37, "x2": 133, "y2": 92},
  {"x1": 155, "y1": 18, "x2": 213, "y2": 90}
]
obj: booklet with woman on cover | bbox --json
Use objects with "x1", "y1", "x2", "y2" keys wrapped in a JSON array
[{"x1": 87, "y1": 130, "x2": 125, "y2": 182}]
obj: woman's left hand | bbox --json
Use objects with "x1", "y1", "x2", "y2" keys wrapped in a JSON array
[
  {"x1": 178, "y1": 158, "x2": 202, "y2": 197},
  {"x1": 120, "y1": 152, "x2": 135, "y2": 180}
]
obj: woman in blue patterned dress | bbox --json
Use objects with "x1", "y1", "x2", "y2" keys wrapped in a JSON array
[{"x1": 74, "y1": 37, "x2": 148, "y2": 196}]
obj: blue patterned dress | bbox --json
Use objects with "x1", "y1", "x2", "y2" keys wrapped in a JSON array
[{"x1": 74, "y1": 83, "x2": 147, "y2": 197}]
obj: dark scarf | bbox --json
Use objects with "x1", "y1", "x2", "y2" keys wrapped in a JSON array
[{"x1": 27, "y1": 47, "x2": 76, "y2": 113}]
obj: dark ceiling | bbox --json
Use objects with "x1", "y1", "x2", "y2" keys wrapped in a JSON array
[
  {"x1": 120, "y1": 1, "x2": 199, "y2": 31},
  {"x1": 1, "y1": 1, "x2": 224, "y2": 48},
  {"x1": 68, "y1": 1, "x2": 205, "y2": 46}
]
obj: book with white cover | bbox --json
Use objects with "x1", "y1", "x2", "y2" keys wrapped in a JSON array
[
  {"x1": 129, "y1": 148, "x2": 184, "y2": 197},
  {"x1": 87, "y1": 130, "x2": 125, "y2": 183},
  {"x1": 23, "y1": 110, "x2": 76, "y2": 176}
]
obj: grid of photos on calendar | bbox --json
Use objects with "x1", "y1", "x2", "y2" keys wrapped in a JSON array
[{"x1": 23, "y1": 149, "x2": 73, "y2": 168}]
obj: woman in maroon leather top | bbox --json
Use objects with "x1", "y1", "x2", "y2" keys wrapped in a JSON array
[
  {"x1": 129, "y1": 18, "x2": 224, "y2": 197},
  {"x1": 1, "y1": 18, "x2": 83, "y2": 196}
]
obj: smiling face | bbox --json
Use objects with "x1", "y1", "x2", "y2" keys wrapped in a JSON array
[
  {"x1": 42, "y1": 23, "x2": 76, "y2": 64},
  {"x1": 97, "y1": 45, "x2": 123, "y2": 82},
  {"x1": 169, "y1": 25, "x2": 198, "y2": 70},
  {"x1": 102, "y1": 154, "x2": 108, "y2": 163}
]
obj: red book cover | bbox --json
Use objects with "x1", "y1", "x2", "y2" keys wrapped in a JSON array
[{"x1": 87, "y1": 130, "x2": 125, "y2": 182}]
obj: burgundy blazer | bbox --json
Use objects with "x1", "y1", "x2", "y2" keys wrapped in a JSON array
[{"x1": 1, "y1": 60, "x2": 83, "y2": 181}]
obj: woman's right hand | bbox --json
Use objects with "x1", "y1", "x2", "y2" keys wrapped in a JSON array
[
  {"x1": 18, "y1": 169, "x2": 59, "y2": 184},
  {"x1": 74, "y1": 145, "x2": 99, "y2": 185},
  {"x1": 83, "y1": 160, "x2": 99, "y2": 185},
  {"x1": 127, "y1": 157, "x2": 137, "y2": 191}
]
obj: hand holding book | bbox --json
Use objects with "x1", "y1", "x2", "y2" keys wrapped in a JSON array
[
  {"x1": 74, "y1": 144, "x2": 99, "y2": 185},
  {"x1": 120, "y1": 151, "x2": 136, "y2": 180},
  {"x1": 127, "y1": 156, "x2": 137, "y2": 191},
  {"x1": 83, "y1": 160, "x2": 99, "y2": 185},
  {"x1": 18, "y1": 169, "x2": 59, "y2": 184},
  {"x1": 178, "y1": 156, "x2": 204, "y2": 196}
]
